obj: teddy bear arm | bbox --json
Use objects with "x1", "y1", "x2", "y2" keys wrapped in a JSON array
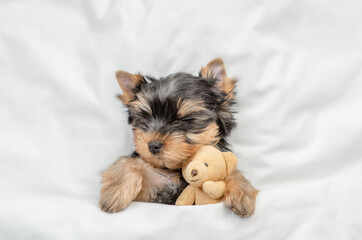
[
  {"x1": 202, "y1": 181, "x2": 226, "y2": 199},
  {"x1": 175, "y1": 185, "x2": 196, "y2": 206}
]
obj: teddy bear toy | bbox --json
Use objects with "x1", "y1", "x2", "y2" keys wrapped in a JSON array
[{"x1": 176, "y1": 145, "x2": 238, "y2": 206}]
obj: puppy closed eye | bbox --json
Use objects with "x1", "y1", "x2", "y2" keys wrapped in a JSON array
[
  {"x1": 177, "y1": 112, "x2": 214, "y2": 133},
  {"x1": 204, "y1": 163, "x2": 208, "y2": 167},
  {"x1": 180, "y1": 110, "x2": 212, "y2": 122}
]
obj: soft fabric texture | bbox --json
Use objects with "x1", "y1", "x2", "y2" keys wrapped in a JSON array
[
  {"x1": 176, "y1": 145, "x2": 238, "y2": 205},
  {"x1": 1, "y1": 0, "x2": 362, "y2": 239}
]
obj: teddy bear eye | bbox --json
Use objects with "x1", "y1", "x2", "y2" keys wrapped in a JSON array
[{"x1": 204, "y1": 163, "x2": 208, "y2": 167}]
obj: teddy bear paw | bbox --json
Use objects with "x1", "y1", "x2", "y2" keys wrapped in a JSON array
[{"x1": 202, "y1": 181, "x2": 225, "y2": 199}]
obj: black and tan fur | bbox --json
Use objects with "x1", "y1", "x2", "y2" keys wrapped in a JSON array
[{"x1": 99, "y1": 58, "x2": 258, "y2": 217}]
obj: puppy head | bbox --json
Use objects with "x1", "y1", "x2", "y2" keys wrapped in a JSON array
[{"x1": 116, "y1": 58, "x2": 236, "y2": 169}]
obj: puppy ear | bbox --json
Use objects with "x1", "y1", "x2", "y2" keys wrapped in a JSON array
[
  {"x1": 222, "y1": 152, "x2": 238, "y2": 175},
  {"x1": 115, "y1": 71, "x2": 146, "y2": 105},
  {"x1": 200, "y1": 58, "x2": 236, "y2": 100}
]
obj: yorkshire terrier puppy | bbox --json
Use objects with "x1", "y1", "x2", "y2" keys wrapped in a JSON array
[{"x1": 99, "y1": 58, "x2": 258, "y2": 217}]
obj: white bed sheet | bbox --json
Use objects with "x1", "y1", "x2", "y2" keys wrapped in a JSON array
[{"x1": 1, "y1": 0, "x2": 362, "y2": 239}]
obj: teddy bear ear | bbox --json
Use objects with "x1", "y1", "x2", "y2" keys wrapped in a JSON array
[{"x1": 222, "y1": 152, "x2": 238, "y2": 175}]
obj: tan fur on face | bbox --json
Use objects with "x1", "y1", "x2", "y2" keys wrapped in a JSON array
[
  {"x1": 133, "y1": 130, "x2": 170, "y2": 168},
  {"x1": 129, "y1": 94, "x2": 152, "y2": 118},
  {"x1": 133, "y1": 130, "x2": 195, "y2": 169},
  {"x1": 133, "y1": 123, "x2": 220, "y2": 169},
  {"x1": 186, "y1": 122, "x2": 220, "y2": 145},
  {"x1": 177, "y1": 99, "x2": 205, "y2": 117},
  {"x1": 223, "y1": 169, "x2": 259, "y2": 217}
]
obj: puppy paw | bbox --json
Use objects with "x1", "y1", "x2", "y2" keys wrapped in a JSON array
[
  {"x1": 99, "y1": 157, "x2": 143, "y2": 213},
  {"x1": 100, "y1": 182, "x2": 141, "y2": 213},
  {"x1": 224, "y1": 191, "x2": 256, "y2": 217},
  {"x1": 224, "y1": 170, "x2": 258, "y2": 217}
]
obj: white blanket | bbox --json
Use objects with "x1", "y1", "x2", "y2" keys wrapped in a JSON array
[{"x1": 1, "y1": 0, "x2": 361, "y2": 239}]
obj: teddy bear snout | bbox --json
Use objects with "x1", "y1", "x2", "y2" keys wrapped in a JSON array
[
  {"x1": 191, "y1": 169, "x2": 198, "y2": 177},
  {"x1": 184, "y1": 160, "x2": 208, "y2": 186}
]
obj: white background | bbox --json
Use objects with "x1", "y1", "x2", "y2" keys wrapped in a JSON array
[{"x1": 1, "y1": 0, "x2": 362, "y2": 239}]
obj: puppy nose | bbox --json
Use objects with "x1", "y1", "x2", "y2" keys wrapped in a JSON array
[
  {"x1": 191, "y1": 169, "x2": 198, "y2": 177},
  {"x1": 148, "y1": 141, "x2": 163, "y2": 154}
]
